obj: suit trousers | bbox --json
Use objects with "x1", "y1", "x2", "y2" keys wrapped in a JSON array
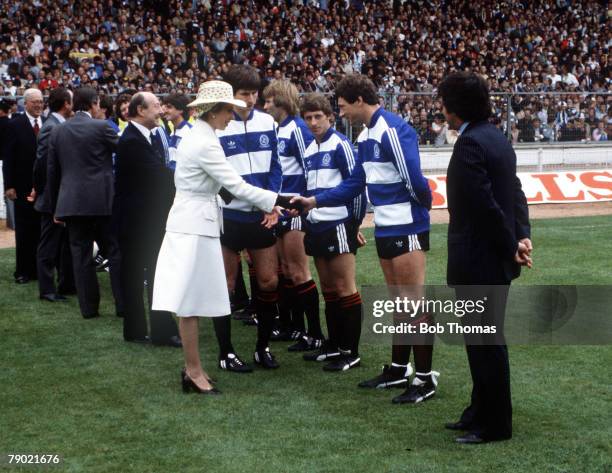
[
  {"x1": 13, "y1": 197, "x2": 40, "y2": 279},
  {"x1": 65, "y1": 216, "x2": 123, "y2": 317},
  {"x1": 119, "y1": 223, "x2": 178, "y2": 342},
  {"x1": 37, "y1": 213, "x2": 74, "y2": 296},
  {"x1": 455, "y1": 285, "x2": 512, "y2": 440}
]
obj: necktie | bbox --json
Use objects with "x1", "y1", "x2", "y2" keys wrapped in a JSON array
[{"x1": 33, "y1": 118, "x2": 40, "y2": 136}]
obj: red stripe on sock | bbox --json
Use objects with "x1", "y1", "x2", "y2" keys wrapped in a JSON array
[
  {"x1": 340, "y1": 292, "x2": 362, "y2": 308},
  {"x1": 296, "y1": 281, "x2": 317, "y2": 295},
  {"x1": 323, "y1": 292, "x2": 339, "y2": 303}
]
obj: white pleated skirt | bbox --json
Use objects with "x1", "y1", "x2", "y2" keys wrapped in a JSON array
[{"x1": 152, "y1": 231, "x2": 230, "y2": 317}]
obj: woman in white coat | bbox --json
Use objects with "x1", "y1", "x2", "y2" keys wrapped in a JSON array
[{"x1": 153, "y1": 81, "x2": 294, "y2": 394}]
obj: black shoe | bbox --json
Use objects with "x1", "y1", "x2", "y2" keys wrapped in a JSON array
[
  {"x1": 39, "y1": 293, "x2": 68, "y2": 302},
  {"x1": 392, "y1": 373, "x2": 439, "y2": 404},
  {"x1": 455, "y1": 432, "x2": 487, "y2": 444},
  {"x1": 15, "y1": 276, "x2": 30, "y2": 284},
  {"x1": 95, "y1": 255, "x2": 109, "y2": 272},
  {"x1": 242, "y1": 315, "x2": 258, "y2": 326},
  {"x1": 288, "y1": 336, "x2": 323, "y2": 352},
  {"x1": 303, "y1": 341, "x2": 341, "y2": 362},
  {"x1": 181, "y1": 368, "x2": 216, "y2": 385},
  {"x1": 125, "y1": 335, "x2": 151, "y2": 344},
  {"x1": 181, "y1": 370, "x2": 221, "y2": 395},
  {"x1": 82, "y1": 312, "x2": 100, "y2": 319},
  {"x1": 254, "y1": 347, "x2": 280, "y2": 369},
  {"x1": 289, "y1": 330, "x2": 302, "y2": 340},
  {"x1": 323, "y1": 353, "x2": 361, "y2": 372},
  {"x1": 270, "y1": 329, "x2": 293, "y2": 342},
  {"x1": 153, "y1": 335, "x2": 182, "y2": 348},
  {"x1": 218, "y1": 353, "x2": 253, "y2": 373},
  {"x1": 358, "y1": 363, "x2": 413, "y2": 389}
]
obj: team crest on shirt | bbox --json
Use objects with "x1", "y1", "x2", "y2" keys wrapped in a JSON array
[
  {"x1": 322, "y1": 153, "x2": 331, "y2": 166},
  {"x1": 259, "y1": 134, "x2": 270, "y2": 148},
  {"x1": 373, "y1": 143, "x2": 381, "y2": 159},
  {"x1": 278, "y1": 140, "x2": 286, "y2": 153},
  {"x1": 227, "y1": 140, "x2": 237, "y2": 149}
]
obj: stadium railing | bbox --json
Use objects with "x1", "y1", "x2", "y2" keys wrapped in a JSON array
[{"x1": 338, "y1": 91, "x2": 611, "y2": 148}]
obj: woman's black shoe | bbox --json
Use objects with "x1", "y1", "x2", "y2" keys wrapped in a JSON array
[
  {"x1": 181, "y1": 370, "x2": 221, "y2": 395},
  {"x1": 181, "y1": 368, "x2": 216, "y2": 384}
]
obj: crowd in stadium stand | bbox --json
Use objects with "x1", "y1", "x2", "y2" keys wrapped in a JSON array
[{"x1": 0, "y1": 0, "x2": 610, "y2": 144}]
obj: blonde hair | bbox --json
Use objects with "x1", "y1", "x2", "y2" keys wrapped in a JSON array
[{"x1": 263, "y1": 80, "x2": 299, "y2": 116}]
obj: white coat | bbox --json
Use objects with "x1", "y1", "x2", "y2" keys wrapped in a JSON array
[
  {"x1": 165, "y1": 119, "x2": 277, "y2": 236},
  {"x1": 152, "y1": 119, "x2": 277, "y2": 317}
]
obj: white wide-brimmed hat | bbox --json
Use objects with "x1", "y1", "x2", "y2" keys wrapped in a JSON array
[{"x1": 188, "y1": 80, "x2": 246, "y2": 113}]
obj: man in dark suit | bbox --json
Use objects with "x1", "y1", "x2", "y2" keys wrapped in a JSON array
[
  {"x1": 440, "y1": 72, "x2": 532, "y2": 444},
  {"x1": 47, "y1": 87, "x2": 122, "y2": 319},
  {"x1": 2, "y1": 88, "x2": 44, "y2": 283},
  {"x1": 33, "y1": 87, "x2": 74, "y2": 302},
  {"x1": 114, "y1": 92, "x2": 180, "y2": 346}
]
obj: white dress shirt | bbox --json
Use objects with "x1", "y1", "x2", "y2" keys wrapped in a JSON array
[
  {"x1": 130, "y1": 120, "x2": 152, "y2": 144},
  {"x1": 51, "y1": 112, "x2": 66, "y2": 123},
  {"x1": 458, "y1": 122, "x2": 470, "y2": 135},
  {"x1": 25, "y1": 111, "x2": 41, "y2": 130}
]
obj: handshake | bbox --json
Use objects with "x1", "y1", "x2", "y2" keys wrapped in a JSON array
[
  {"x1": 218, "y1": 187, "x2": 316, "y2": 214},
  {"x1": 274, "y1": 194, "x2": 315, "y2": 213}
]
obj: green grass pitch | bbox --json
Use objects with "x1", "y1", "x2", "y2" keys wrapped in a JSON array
[{"x1": 1, "y1": 215, "x2": 611, "y2": 472}]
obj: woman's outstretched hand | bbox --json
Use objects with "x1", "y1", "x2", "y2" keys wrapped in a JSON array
[{"x1": 275, "y1": 194, "x2": 306, "y2": 212}]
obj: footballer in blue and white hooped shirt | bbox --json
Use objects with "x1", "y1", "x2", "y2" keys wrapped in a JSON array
[
  {"x1": 295, "y1": 77, "x2": 437, "y2": 392},
  {"x1": 297, "y1": 92, "x2": 367, "y2": 372},
  {"x1": 263, "y1": 80, "x2": 322, "y2": 350},
  {"x1": 162, "y1": 93, "x2": 193, "y2": 171},
  {"x1": 216, "y1": 65, "x2": 283, "y2": 370}
]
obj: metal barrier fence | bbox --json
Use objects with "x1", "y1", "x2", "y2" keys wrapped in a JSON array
[
  {"x1": 339, "y1": 91, "x2": 612, "y2": 147},
  {"x1": 4, "y1": 91, "x2": 611, "y2": 148}
]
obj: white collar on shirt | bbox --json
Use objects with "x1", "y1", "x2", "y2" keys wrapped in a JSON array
[
  {"x1": 130, "y1": 120, "x2": 152, "y2": 144},
  {"x1": 458, "y1": 121, "x2": 470, "y2": 135},
  {"x1": 25, "y1": 111, "x2": 41, "y2": 128},
  {"x1": 51, "y1": 112, "x2": 66, "y2": 123}
]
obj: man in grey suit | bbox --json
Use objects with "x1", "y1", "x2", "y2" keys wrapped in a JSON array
[
  {"x1": 33, "y1": 87, "x2": 74, "y2": 302},
  {"x1": 47, "y1": 87, "x2": 123, "y2": 319}
]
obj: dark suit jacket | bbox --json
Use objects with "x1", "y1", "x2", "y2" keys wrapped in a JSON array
[
  {"x1": 0, "y1": 115, "x2": 9, "y2": 152},
  {"x1": 47, "y1": 111, "x2": 118, "y2": 218},
  {"x1": 33, "y1": 113, "x2": 63, "y2": 213},
  {"x1": 114, "y1": 122, "x2": 175, "y2": 242},
  {"x1": 446, "y1": 120, "x2": 530, "y2": 285},
  {"x1": 2, "y1": 113, "x2": 41, "y2": 198}
]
